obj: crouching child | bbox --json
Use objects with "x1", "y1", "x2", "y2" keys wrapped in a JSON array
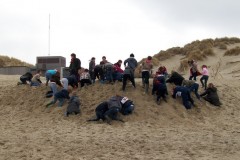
[
  {"x1": 120, "y1": 97, "x2": 134, "y2": 115},
  {"x1": 65, "y1": 92, "x2": 81, "y2": 116},
  {"x1": 46, "y1": 87, "x2": 72, "y2": 107}
]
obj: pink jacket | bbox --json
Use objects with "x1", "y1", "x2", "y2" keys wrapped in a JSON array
[{"x1": 202, "y1": 67, "x2": 209, "y2": 76}]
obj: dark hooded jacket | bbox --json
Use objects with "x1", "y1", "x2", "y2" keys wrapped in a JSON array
[
  {"x1": 107, "y1": 96, "x2": 122, "y2": 110},
  {"x1": 200, "y1": 87, "x2": 221, "y2": 106},
  {"x1": 66, "y1": 95, "x2": 81, "y2": 113},
  {"x1": 124, "y1": 57, "x2": 137, "y2": 70},
  {"x1": 166, "y1": 72, "x2": 184, "y2": 86}
]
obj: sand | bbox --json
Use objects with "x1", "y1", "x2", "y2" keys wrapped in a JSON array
[{"x1": 0, "y1": 45, "x2": 240, "y2": 160}]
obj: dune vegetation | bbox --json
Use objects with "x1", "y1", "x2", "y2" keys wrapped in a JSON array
[{"x1": 0, "y1": 55, "x2": 34, "y2": 67}]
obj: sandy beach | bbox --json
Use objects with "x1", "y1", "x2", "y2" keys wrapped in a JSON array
[{"x1": 0, "y1": 44, "x2": 240, "y2": 160}]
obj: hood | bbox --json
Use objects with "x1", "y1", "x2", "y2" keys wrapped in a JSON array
[{"x1": 209, "y1": 87, "x2": 217, "y2": 92}]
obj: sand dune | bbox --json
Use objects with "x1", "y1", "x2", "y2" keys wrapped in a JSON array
[{"x1": 0, "y1": 44, "x2": 240, "y2": 160}]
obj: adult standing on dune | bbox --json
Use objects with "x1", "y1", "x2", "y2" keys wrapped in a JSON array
[
  {"x1": 124, "y1": 53, "x2": 138, "y2": 85},
  {"x1": 69, "y1": 53, "x2": 81, "y2": 80}
]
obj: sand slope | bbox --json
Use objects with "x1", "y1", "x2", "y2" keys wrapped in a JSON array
[{"x1": 0, "y1": 45, "x2": 240, "y2": 160}]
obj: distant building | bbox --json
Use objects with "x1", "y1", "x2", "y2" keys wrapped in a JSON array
[
  {"x1": 36, "y1": 56, "x2": 66, "y2": 72},
  {"x1": 0, "y1": 66, "x2": 32, "y2": 75}
]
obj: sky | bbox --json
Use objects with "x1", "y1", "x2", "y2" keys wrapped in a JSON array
[{"x1": 0, "y1": 0, "x2": 240, "y2": 68}]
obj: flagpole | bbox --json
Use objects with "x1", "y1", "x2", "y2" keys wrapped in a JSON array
[{"x1": 48, "y1": 14, "x2": 51, "y2": 56}]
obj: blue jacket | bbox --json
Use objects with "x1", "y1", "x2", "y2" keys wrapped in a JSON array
[
  {"x1": 124, "y1": 57, "x2": 137, "y2": 70},
  {"x1": 55, "y1": 89, "x2": 70, "y2": 99}
]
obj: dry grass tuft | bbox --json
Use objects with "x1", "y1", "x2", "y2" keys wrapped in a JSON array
[
  {"x1": 217, "y1": 43, "x2": 228, "y2": 50},
  {"x1": 178, "y1": 59, "x2": 189, "y2": 72},
  {"x1": 224, "y1": 47, "x2": 240, "y2": 56}
]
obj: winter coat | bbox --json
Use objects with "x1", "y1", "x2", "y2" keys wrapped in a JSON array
[
  {"x1": 182, "y1": 80, "x2": 196, "y2": 87},
  {"x1": 69, "y1": 58, "x2": 81, "y2": 74},
  {"x1": 107, "y1": 96, "x2": 122, "y2": 110},
  {"x1": 200, "y1": 87, "x2": 221, "y2": 106},
  {"x1": 54, "y1": 89, "x2": 70, "y2": 99},
  {"x1": 66, "y1": 96, "x2": 81, "y2": 113},
  {"x1": 166, "y1": 72, "x2": 184, "y2": 86},
  {"x1": 123, "y1": 66, "x2": 134, "y2": 77},
  {"x1": 114, "y1": 63, "x2": 123, "y2": 73},
  {"x1": 124, "y1": 57, "x2": 137, "y2": 70}
]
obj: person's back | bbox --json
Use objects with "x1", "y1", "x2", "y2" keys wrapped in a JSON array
[
  {"x1": 107, "y1": 96, "x2": 122, "y2": 110},
  {"x1": 182, "y1": 80, "x2": 195, "y2": 87},
  {"x1": 200, "y1": 84, "x2": 221, "y2": 106},
  {"x1": 65, "y1": 94, "x2": 81, "y2": 116},
  {"x1": 166, "y1": 71, "x2": 184, "y2": 86},
  {"x1": 124, "y1": 57, "x2": 137, "y2": 70},
  {"x1": 19, "y1": 72, "x2": 33, "y2": 84},
  {"x1": 124, "y1": 53, "x2": 137, "y2": 70}
]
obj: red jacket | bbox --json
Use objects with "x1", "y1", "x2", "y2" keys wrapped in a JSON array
[{"x1": 114, "y1": 63, "x2": 123, "y2": 73}]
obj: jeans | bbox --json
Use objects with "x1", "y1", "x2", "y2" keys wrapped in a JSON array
[
  {"x1": 189, "y1": 71, "x2": 197, "y2": 81},
  {"x1": 49, "y1": 82, "x2": 58, "y2": 95},
  {"x1": 61, "y1": 78, "x2": 68, "y2": 90},
  {"x1": 52, "y1": 97, "x2": 64, "y2": 107},
  {"x1": 189, "y1": 83, "x2": 200, "y2": 99},
  {"x1": 182, "y1": 91, "x2": 194, "y2": 109},
  {"x1": 122, "y1": 74, "x2": 136, "y2": 91},
  {"x1": 200, "y1": 75, "x2": 209, "y2": 90},
  {"x1": 142, "y1": 71, "x2": 150, "y2": 85}
]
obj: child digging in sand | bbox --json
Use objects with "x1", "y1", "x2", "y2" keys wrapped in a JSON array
[{"x1": 46, "y1": 86, "x2": 72, "y2": 107}]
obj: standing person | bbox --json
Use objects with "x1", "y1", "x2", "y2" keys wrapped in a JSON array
[
  {"x1": 100, "y1": 56, "x2": 108, "y2": 64},
  {"x1": 200, "y1": 65, "x2": 209, "y2": 90},
  {"x1": 122, "y1": 66, "x2": 136, "y2": 91},
  {"x1": 94, "y1": 62, "x2": 105, "y2": 83},
  {"x1": 89, "y1": 57, "x2": 96, "y2": 84},
  {"x1": 124, "y1": 53, "x2": 138, "y2": 86},
  {"x1": 69, "y1": 53, "x2": 81, "y2": 80},
  {"x1": 113, "y1": 60, "x2": 124, "y2": 82},
  {"x1": 200, "y1": 83, "x2": 221, "y2": 106},
  {"x1": 80, "y1": 69, "x2": 92, "y2": 87},
  {"x1": 104, "y1": 62, "x2": 114, "y2": 84},
  {"x1": 188, "y1": 60, "x2": 200, "y2": 81},
  {"x1": 139, "y1": 56, "x2": 153, "y2": 93}
]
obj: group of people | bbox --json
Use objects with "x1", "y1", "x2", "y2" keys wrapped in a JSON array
[{"x1": 17, "y1": 53, "x2": 222, "y2": 123}]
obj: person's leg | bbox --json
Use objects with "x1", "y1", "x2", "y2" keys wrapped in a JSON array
[
  {"x1": 80, "y1": 80, "x2": 84, "y2": 87},
  {"x1": 122, "y1": 74, "x2": 128, "y2": 91},
  {"x1": 193, "y1": 83, "x2": 200, "y2": 99},
  {"x1": 204, "y1": 76, "x2": 209, "y2": 90},
  {"x1": 58, "y1": 98, "x2": 64, "y2": 107},
  {"x1": 193, "y1": 72, "x2": 197, "y2": 81},
  {"x1": 200, "y1": 76, "x2": 204, "y2": 88},
  {"x1": 61, "y1": 78, "x2": 68, "y2": 90},
  {"x1": 49, "y1": 82, "x2": 58, "y2": 95},
  {"x1": 187, "y1": 91, "x2": 194, "y2": 106},
  {"x1": 182, "y1": 94, "x2": 191, "y2": 109},
  {"x1": 46, "y1": 96, "x2": 58, "y2": 107},
  {"x1": 141, "y1": 72, "x2": 145, "y2": 88},
  {"x1": 144, "y1": 71, "x2": 150, "y2": 93}
]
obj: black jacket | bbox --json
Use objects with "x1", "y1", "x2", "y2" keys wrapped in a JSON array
[
  {"x1": 166, "y1": 72, "x2": 184, "y2": 86},
  {"x1": 69, "y1": 58, "x2": 81, "y2": 74},
  {"x1": 200, "y1": 87, "x2": 221, "y2": 106}
]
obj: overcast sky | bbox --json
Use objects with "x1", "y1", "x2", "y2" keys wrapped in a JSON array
[{"x1": 0, "y1": 0, "x2": 240, "y2": 68}]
